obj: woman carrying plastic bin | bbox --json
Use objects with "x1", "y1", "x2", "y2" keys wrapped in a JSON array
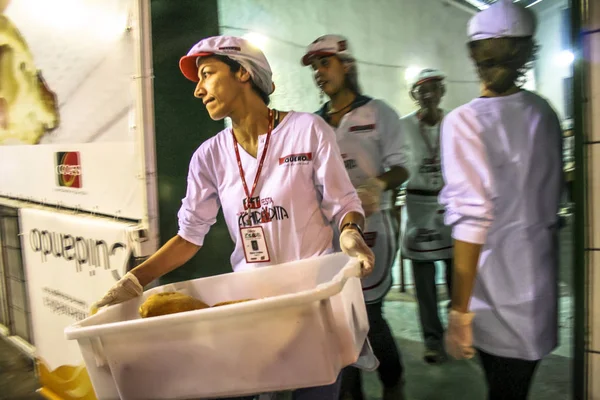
[
  {"x1": 301, "y1": 35, "x2": 408, "y2": 400},
  {"x1": 91, "y1": 35, "x2": 375, "y2": 400},
  {"x1": 440, "y1": 1, "x2": 563, "y2": 399}
]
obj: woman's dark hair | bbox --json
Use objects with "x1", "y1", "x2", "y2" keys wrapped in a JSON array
[
  {"x1": 468, "y1": 36, "x2": 537, "y2": 95},
  {"x1": 212, "y1": 55, "x2": 270, "y2": 105},
  {"x1": 341, "y1": 59, "x2": 362, "y2": 95}
]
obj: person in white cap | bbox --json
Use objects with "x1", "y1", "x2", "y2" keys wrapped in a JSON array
[
  {"x1": 302, "y1": 34, "x2": 408, "y2": 400},
  {"x1": 399, "y1": 68, "x2": 453, "y2": 365},
  {"x1": 91, "y1": 35, "x2": 376, "y2": 400},
  {"x1": 440, "y1": 1, "x2": 563, "y2": 399}
]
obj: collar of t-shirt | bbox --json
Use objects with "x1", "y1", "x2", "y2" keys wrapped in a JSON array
[
  {"x1": 273, "y1": 109, "x2": 282, "y2": 129},
  {"x1": 315, "y1": 94, "x2": 373, "y2": 124}
]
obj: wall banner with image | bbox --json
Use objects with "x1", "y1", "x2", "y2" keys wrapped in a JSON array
[{"x1": 0, "y1": 0, "x2": 152, "y2": 221}]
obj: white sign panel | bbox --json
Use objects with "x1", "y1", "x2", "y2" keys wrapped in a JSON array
[
  {"x1": 0, "y1": 142, "x2": 144, "y2": 219},
  {"x1": 20, "y1": 207, "x2": 138, "y2": 370},
  {"x1": 0, "y1": 0, "x2": 148, "y2": 220}
]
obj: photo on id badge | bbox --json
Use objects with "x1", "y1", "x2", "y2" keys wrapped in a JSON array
[{"x1": 241, "y1": 226, "x2": 271, "y2": 263}]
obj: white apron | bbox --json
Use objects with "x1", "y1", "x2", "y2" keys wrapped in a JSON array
[
  {"x1": 401, "y1": 192, "x2": 452, "y2": 261},
  {"x1": 333, "y1": 209, "x2": 396, "y2": 303},
  {"x1": 360, "y1": 210, "x2": 396, "y2": 303},
  {"x1": 323, "y1": 97, "x2": 407, "y2": 304}
]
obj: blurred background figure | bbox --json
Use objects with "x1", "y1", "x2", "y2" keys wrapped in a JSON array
[
  {"x1": 302, "y1": 34, "x2": 409, "y2": 400},
  {"x1": 440, "y1": 1, "x2": 563, "y2": 399},
  {"x1": 400, "y1": 68, "x2": 453, "y2": 365}
]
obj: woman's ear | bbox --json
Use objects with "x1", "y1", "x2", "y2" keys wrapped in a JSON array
[{"x1": 237, "y1": 66, "x2": 252, "y2": 84}]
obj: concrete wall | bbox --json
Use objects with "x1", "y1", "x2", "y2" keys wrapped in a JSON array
[
  {"x1": 533, "y1": 0, "x2": 572, "y2": 121},
  {"x1": 217, "y1": 0, "x2": 574, "y2": 122},
  {"x1": 218, "y1": 0, "x2": 481, "y2": 117}
]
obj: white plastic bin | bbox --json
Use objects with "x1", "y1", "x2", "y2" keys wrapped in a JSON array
[{"x1": 64, "y1": 253, "x2": 369, "y2": 400}]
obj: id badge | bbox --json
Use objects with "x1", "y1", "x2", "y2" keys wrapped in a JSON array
[{"x1": 240, "y1": 226, "x2": 271, "y2": 263}]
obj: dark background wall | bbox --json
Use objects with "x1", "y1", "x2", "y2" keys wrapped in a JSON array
[{"x1": 151, "y1": 0, "x2": 234, "y2": 283}]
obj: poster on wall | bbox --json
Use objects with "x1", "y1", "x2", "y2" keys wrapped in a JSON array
[
  {"x1": 0, "y1": 0, "x2": 148, "y2": 220},
  {"x1": 19, "y1": 207, "x2": 138, "y2": 372}
]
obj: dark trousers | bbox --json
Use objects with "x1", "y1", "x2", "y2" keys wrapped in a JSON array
[
  {"x1": 339, "y1": 301, "x2": 403, "y2": 399},
  {"x1": 411, "y1": 259, "x2": 453, "y2": 350},
  {"x1": 478, "y1": 349, "x2": 541, "y2": 400}
]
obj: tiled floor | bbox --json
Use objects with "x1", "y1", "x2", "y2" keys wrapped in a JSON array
[
  {"x1": 359, "y1": 296, "x2": 572, "y2": 400},
  {"x1": 0, "y1": 337, "x2": 41, "y2": 400}
]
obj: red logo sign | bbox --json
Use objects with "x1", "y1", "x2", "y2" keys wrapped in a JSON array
[
  {"x1": 279, "y1": 153, "x2": 313, "y2": 165},
  {"x1": 55, "y1": 152, "x2": 82, "y2": 188}
]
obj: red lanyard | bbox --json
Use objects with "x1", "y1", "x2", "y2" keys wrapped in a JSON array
[
  {"x1": 232, "y1": 109, "x2": 274, "y2": 210},
  {"x1": 417, "y1": 110, "x2": 443, "y2": 161}
]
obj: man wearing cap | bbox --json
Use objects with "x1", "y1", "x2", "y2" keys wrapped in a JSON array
[
  {"x1": 302, "y1": 34, "x2": 409, "y2": 400},
  {"x1": 440, "y1": 1, "x2": 562, "y2": 399},
  {"x1": 399, "y1": 68, "x2": 453, "y2": 365}
]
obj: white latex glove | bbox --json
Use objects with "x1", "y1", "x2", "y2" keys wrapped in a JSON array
[
  {"x1": 352, "y1": 338, "x2": 380, "y2": 371},
  {"x1": 339, "y1": 228, "x2": 375, "y2": 277},
  {"x1": 356, "y1": 178, "x2": 385, "y2": 217},
  {"x1": 445, "y1": 310, "x2": 475, "y2": 360},
  {"x1": 89, "y1": 272, "x2": 143, "y2": 315}
]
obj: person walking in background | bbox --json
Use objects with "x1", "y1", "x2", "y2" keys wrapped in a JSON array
[
  {"x1": 400, "y1": 68, "x2": 453, "y2": 365},
  {"x1": 302, "y1": 34, "x2": 408, "y2": 400},
  {"x1": 441, "y1": 1, "x2": 563, "y2": 399}
]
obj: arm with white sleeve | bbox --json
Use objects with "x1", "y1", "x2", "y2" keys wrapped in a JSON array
[
  {"x1": 357, "y1": 101, "x2": 409, "y2": 216},
  {"x1": 376, "y1": 100, "x2": 410, "y2": 188},
  {"x1": 438, "y1": 108, "x2": 494, "y2": 359},
  {"x1": 91, "y1": 145, "x2": 221, "y2": 313},
  {"x1": 311, "y1": 117, "x2": 375, "y2": 277}
]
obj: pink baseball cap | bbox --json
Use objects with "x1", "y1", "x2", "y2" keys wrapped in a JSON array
[
  {"x1": 301, "y1": 34, "x2": 355, "y2": 66},
  {"x1": 179, "y1": 35, "x2": 274, "y2": 95}
]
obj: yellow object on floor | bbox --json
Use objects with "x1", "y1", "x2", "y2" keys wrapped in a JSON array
[{"x1": 36, "y1": 359, "x2": 97, "y2": 400}]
